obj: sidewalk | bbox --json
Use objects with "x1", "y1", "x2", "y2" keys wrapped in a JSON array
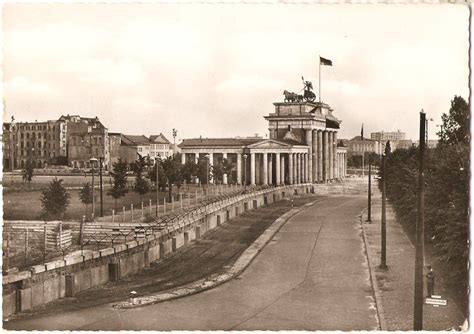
[{"x1": 361, "y1": 189, "x2": 466, "y2": 330}]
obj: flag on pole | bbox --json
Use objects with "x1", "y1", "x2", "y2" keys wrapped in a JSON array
[
  {"x1": 361, "y1": 123, "x2": 364, "y2": 140},
  {"x1": 320, "y1": 56, "x2": 333, "y2": 66}
]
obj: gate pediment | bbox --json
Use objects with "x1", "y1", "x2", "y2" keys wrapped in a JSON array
[{"x1": 247, "y1": 139, "x2": 292, "y2": 149}]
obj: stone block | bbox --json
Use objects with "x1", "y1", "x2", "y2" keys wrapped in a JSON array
[
  {"x1": 146, "y1": 235, "x2": 155, "y2": 243},
  {"x1": 45, "y1": 259, "x2": 66, "y2": 271},
  {"x1": 126, "y1": 240, "x2": 138, "y2": 250},
  {"x1": 83, "y1": 252, "x2": 93, "y2": 261},
  {"x1": 137, "y1": 238, "x2": 145, "y2": 245},
  {"x1": 30, "y1": 264, "x2": 46, "y2": 275},
  {"x1": 20, "y1": 287, "x2": 32, "y2": 311},
  {"x1": 148, "y1": 244, "x2": 160, "y2": 263},
  {"x1": 2, "y1": 290, "x2": 16, "y2": 318},
  {"x1": 99, "y1": 248, "x2": 114, "y2": 257},
  {"x1": 113, "y1": 244, "x2": 126, "y2": 254},
  {"x1": 43, "y1": 276, "x2": 60, "y2": 304},
  {"x1": 31, "y1": 282, "x2": 44, "y2": 308},
  {"x1": 91, "y1": 264, "x2": 109, "y2": 287},
  {"x1": 65, "y1": 255, "x2": 84, "y2": 266},
  {"x1": 75, "y1": 268, "x2": 92, "y2": 292}
]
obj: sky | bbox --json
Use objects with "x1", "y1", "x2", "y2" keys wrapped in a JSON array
[{"x1": 3, "y1": 3, "x2": 470, "y2": 142}]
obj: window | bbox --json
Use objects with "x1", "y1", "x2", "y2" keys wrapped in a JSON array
[{"x1": 26, "y1": 133, "x2": 29, "y2": 139}]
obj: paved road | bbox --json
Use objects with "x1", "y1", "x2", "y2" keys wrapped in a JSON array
[{"x1": 5, "y1": 195, "x2": 378, "y2": 331}]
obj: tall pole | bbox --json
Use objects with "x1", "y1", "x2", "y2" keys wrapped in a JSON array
[
  {"x1": 91, "y1": 167, "x2": 95, "y2": 219},
  {"x1": 99, "y1": 157, "x2": 103, "y2": 217},
  {"x1": 156, "y1": 157, "x2": 159, "y2": 217},
  {"x1": 414, "y1": 111, "x2": 426, "y2": 330},
  {"x1": 367, "y1": 155, "x2": 371, "y2": 222},
  {"x1": 380, "y1": 153, "x2": 387, "y2": 269},
  {"x1": 243, "y1": 154, "x2": 247, "y2": 192},
  {"x1": 318, "y1": 58, "x2": 321, "y2": 103}
]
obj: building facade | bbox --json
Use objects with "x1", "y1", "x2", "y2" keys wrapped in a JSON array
[
  {"x1": 371, "y1": 130, "x2": 405, "y2": 142},
  {"x1": 149, "y1": 133, "x2": 172, "y2": 159},
  {"x1": 2, "y1": 119, "x2": 66, "y2": 171},
  {"x1": 64, "y1": 116, "x2": 110, "y2": 170},
  {"x1": 346, "y1": 136, "x2": 383, "y2": 157},
  {"x1": 179, "y1": 101, "x2": 347, "y2": 185}
]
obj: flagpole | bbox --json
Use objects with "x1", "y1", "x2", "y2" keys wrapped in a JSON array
[{"x1": 319, "y1": 56, "x2": 321, "y2": 103}]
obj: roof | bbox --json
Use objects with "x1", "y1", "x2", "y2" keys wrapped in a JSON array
[
  {"x1": 150, "y1": 133, "x2": 170, "y2": 144},
  {"x1": 349, "y1": 136, "x2": 378, "y2": 142},
  {"x1": 179, "y1": 137, "x2": 263, "y2": 148},
  {"x1": 121, "y1": 134, "x2": 150, "y2": 146}
]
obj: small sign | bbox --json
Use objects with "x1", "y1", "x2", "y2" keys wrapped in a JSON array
[{"x1": 425, "y1": 298, "x2": 447, "y2": 306}]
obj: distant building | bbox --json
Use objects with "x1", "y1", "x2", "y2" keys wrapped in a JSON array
[
  {"x1": 61, "y1": 115, "x2": 110, "y2": 170},
  {"x1": 371, "y1": 130, "x2": 405, "y2": 142},
  {"x1": 108, "y1": 133, "x2": 173, "y2": 167},
  {"x1": 149, "y1": 133, "x2": 172, "y2": 159},
  {"x1": 397, "y1": 139, "x2": 414, "y2": 150},
  {"x1": 414, "y1": 139, "x2": 438, "y2": 149},
  {"x1": 345, "y1": 136, "x2": 383, "y2": 157},
  {"x1": 2, "y1": 119, "x2": 67, "y2": 171}
]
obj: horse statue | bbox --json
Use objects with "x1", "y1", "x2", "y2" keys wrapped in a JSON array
[
  {"x1": 283, "y1": 90, "x2": 298, "y2": 103},
  {"x1": 301, "y1": 76, "x2": 316, "y2": 102}
]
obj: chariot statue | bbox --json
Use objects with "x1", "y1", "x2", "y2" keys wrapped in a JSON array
[{"x1": 283, "y1": 76, "x2": 317, "y2": 103}]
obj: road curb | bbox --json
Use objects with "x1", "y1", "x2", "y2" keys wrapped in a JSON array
[
  {"x1": 113, "y1": 199, "x2": 316, "y2": 309},
  {"x1": 359, "y1": 208, "x2": 388, "y2": 331}
]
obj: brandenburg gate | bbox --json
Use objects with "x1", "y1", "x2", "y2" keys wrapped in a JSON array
[{"x1": 179, "y1": 100, "x2": 347, "y2": 185}]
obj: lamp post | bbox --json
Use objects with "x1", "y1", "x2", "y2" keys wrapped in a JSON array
[
  {"x1": 99, "y1": 156, "x2": 103, "y2": 217},
  {"x1": 89, "y1": 157, "x2": 98, "y2": 220},
  {"x1": 243, "y1": 154, "x2": 248, "y2": 192},
  {"x1": 172, "y1": 129, "x2": 177, "y2": 157}
]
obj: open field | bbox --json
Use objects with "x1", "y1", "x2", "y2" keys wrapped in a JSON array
[{"x1": 3, "y1": 183, "x2": 220, "y2": 221}]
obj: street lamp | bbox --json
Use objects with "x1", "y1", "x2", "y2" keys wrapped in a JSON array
[
  {"x1": 172, "y1": 129, "x2": 177, "y2": 157},
  {"x1": 89, "y1": 157, "x2": 98, "y2": 220},
  {"x1": 243, "y1": 154, "x2": 248, "y2": 192}
]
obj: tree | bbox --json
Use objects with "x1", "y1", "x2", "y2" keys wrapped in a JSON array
[
  {"x1": 130, "y1": 154, "x2": 150, "y2": 200},
  {"x1": 40, "y1": 178, "x2": 70, "y2": 220},
  {"x1": 196, "y1": 157, "x2": 212, "y2": 185},
  {"x1": 108, "y1": 159, "x2": 128, "y2": 211},
  {"x1": 180, "y1": 161, "x2": 198, "y2": 189},
  {"x1": 79, "y1": 182, "x2": 93, "y2": 218},
  {"x1": 148, "y1": 159, "x2": 167, "y2": 192},
  {"x1": 437, "y1": 95, "x2": 469, "y2": 145},
  {"x1": 23, "y1": 160, "x2": 34, "y2": 189},
  {"x1": 222, "y1": 158, "x2": 235, "y2": 183},
  {"x1": 161, "y1": 156, "x2": 181, "y2": 201}
]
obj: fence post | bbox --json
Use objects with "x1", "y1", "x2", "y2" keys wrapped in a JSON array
[
  {"x1": 131, "y1": 204, "x2": 134, "y2": 221},
  {"x1": 195, "y1": 190, "x2": 198, "y2": 205},
  {"x1": 149, "y1": 199, "x2": 152, "y2": 215},
  {"x1": 43, "y1": 223, "x2": 47, "y2": 263},
  {"x1": 123, "y1": 206, "x2": 126, "y2": 222},
  {"x1": 172, "y1": 196, "x2": 174, "y2": 212},
  {"x1": 141, "y1": 201, "x2": 144, "y2": 218},
  {"x1": 59, "y1": 222, "x2": 63, "y2": 250},
  {"x1": 180, "y1": 193, "x2": 183, "y2": 210},
  {"x1": 163, "y1": 198, "x2": 166, "y2": 214},
  {"x1": 24, "y1": 227, "x2": 29, "y2": 265},
  {"x1": 112, "y1": 210, "x2": 115, "y2": 223},
  {"x1": 80, "y1": 215, "x2": 86, "y2": 245},
  {"x1": 5, "y1": 231, "x2": 10, "y2": 271}
]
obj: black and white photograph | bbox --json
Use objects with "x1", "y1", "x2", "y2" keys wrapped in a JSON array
[{"x1": 1, "y1": 2, "x2": 470, "y2": 331}]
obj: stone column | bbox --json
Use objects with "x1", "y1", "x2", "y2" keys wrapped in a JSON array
[
  {"x1": 268, "y1": 154, "x2": 273, "y2": 185},
  {"x1": 181, "y1": 153, "x2": 186, "y2": 164},
  {"x1": 281, "y1": 155, "x2": 285, "y2": 184},
  {"x1": 306, "y1": 130, "x2": 313, "y2": 183},
  {"x1": 328, "y1": 131, "x2": 334, "y2": 180},
  {"x1": 294, "y1": 153, "x2": 301, "y2": 184},
  {"x1": 294, "y1": 153, "x2": 298, "y2": 184},
  {"x1": 222, "y1": 152, "x2": 228, "y2": 185},
  {"x1": 250, "y1": 153, "x2": 256, "y2": 185},
  {"x1": 318, "y1": 130, "x2": 323, "y2": 182},
  {"x1": 323, "y1": 131, "x2": 329, "y2": 181},
  {"x1": 195, "y1": 153, "x2": 199, "y2": 164},
  {"x1": 333, "y1": 132, "x2": 338, "y2": 179},
  {"x1": 288, "y1": 153, "x2": 294, "y2": 184},
  {"x1": 237, "y1": 153, "x2": 242, "y2": 185},
  {"x1": 312, "y1": 130, "x2": 317, "y2": 183},
  {"x1": 275, "y1": 152, "x2": 281, "y2": 185},
  {"x1": 304, "y1": 153, "x2": 308, "y2": 182},
  {"x1": 300, "y1": 154, "x2": 304, "y2": 183},
  {"x1": 262, "y1": 153, "x2": 268, "y2": 185}
]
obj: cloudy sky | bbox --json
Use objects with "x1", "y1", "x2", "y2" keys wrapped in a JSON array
[{"x1": 3, "y1": 4, "x2": 469, "y2": 142}]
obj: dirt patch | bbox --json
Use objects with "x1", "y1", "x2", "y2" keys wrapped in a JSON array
[{"x1": 9, "y1": 195, "x2": 319, "y2": 321}]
